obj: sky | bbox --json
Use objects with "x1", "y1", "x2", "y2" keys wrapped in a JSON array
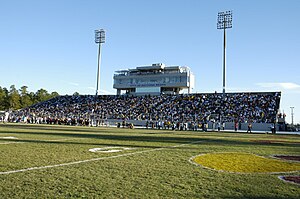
[{"x1": 0, "y1": 0, "x2": 299, "y2": 124}]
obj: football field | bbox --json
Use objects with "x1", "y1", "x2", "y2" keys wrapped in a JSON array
[{"x1": 0, "y1": 124, "x2": 299, "y2": 198}]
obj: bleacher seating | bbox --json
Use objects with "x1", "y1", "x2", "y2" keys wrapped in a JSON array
[{"x1": 10, "y1": 92, "x2": 281, "y2": 126}]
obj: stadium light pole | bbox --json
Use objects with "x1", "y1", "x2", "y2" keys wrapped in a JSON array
[
  {"x1": 290, "y1": 106, "x2": 294, "y2": 125},
  {"x1": 95, "y1": 29, "x2": 105, "y2": 96},
  {"x1": 217, "y1": 11, "x2": 232, "y2": 95}
]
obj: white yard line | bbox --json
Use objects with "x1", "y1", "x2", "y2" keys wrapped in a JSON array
[{"x1": 0, "y1": 141, "x2": 202, "y2": 175}]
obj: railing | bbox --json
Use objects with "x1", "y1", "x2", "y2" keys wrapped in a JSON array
[{"x1": 114, "y1": 71, "x2": 188, "y2": 77}]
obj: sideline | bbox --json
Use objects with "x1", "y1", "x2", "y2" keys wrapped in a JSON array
[
  {"x1": 0, "y1": 142, "x2": 23, "y2": 145},
  {"x1": 115, "y1": 125, "x2": 300, "y2": 135},
  {"x1": 0, "y1": 140, "x2": 202, "y2": 175}
]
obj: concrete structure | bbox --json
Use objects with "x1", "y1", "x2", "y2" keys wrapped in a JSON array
[
  {"x1": 102, "y1": 119, "x2": 279, "y2": 132},
  {"x1": 113, "y1": 63, "x2": 194, "y2": 95}
]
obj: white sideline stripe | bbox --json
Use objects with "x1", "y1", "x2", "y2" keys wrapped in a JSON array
[
  {"x1": 0, "y1": 141, "x2": 202, "y2": 175},
  {"x1": 0, "y1": 142, "x2": 24, "y2": 145},
  {"x1": 0, "y1": 136, "x2": 18, "y2": 139}
]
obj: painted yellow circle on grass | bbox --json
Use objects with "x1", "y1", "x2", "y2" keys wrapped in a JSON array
[{"x1": 193, "y1": 153, "x2": 300, "y2": 173}]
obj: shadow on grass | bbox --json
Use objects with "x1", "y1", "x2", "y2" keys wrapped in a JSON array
[
  {"x1": 0, "y1": 139, "x2": 160, "y2": 149},
  {"x1": 1, "y1": 123, "x2": 112, "y2": 133},
  {"x1": 0, "y1": 124, "x2": 299, "y2": 148}
]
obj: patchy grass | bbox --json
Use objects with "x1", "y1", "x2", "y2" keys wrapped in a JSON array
[
  {"x1": 193, "y1": 152, "x2": 300, "y2": 173},
  {"x1": 0, "y1": 123, "x2": 300, "y2": 198}
]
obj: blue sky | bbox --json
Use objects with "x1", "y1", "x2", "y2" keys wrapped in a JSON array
[{"x1": 0, "y1": 0, "x2": 299, "y2": 124}]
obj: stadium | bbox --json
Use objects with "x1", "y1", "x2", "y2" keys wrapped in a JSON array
[
  {"x1": 4, "y1": 62, "x2": 283, "y2": 132},
  {"x1": 1, "y1": 2, "x2": 300, "y2": 198},
  {"x1": 1, "y1": 60, "x2": 299, "y2": 198}
]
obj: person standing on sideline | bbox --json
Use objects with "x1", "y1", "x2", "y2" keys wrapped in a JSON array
[
  {"x1": 217, "y1": 121, "x2": 221, "y2": 132},
  {"x1": 234, "y1": 122, "x2": 238, "y2": 131},
  {"x1": 4, "y1": 111, "x2": 9, "y2": 123},
  {"x1": 247, "y1": 122, "x2": 252, "y2": 133}
]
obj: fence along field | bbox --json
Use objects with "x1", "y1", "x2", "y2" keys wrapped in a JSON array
[{"x1": 0, "y1": 123, "x2": 299, "y2": 198}]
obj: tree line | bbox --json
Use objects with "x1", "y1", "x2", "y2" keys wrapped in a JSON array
[{"x1": 0, "y1": 85, "x2": 60, "y2": 111}]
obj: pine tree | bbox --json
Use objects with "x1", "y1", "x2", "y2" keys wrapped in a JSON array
[
  {"x1": 20, "y1": 86, "x2": 33, "y2": 108},
  {"x1": 8, "y1": 85, "x2": 21, "y2": 110}
]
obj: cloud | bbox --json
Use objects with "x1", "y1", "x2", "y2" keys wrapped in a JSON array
[
  {"x1": 226, "y1": 87, "x2": 258, "y2": 92},
  {"x1": 256, "y1": 82, "x2": 300, "y2": 90},
  {"x1": 68, "y1": 82, "x2": 79, "y2": 86},
  {"x1": 100, "y1": 89, "x2": 115, "y2": 95},
  {"x1": 87, "y1": 87, "x2": 114, "y2": 95}
]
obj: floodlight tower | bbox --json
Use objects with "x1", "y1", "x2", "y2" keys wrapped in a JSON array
[
  {"x1": 95, "y1": 29, "x2": 105, "y2": 96},
  {"x1": 290, "y1": 106, "x2": 294, "y2": 125},
  {"x1": 217, "y1": 11, "x2": 232, "y2": 94}
]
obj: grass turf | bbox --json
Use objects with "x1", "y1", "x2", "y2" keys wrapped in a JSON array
[{"x1": 0, "y1": 123, "x2": 299, "y2": 198}]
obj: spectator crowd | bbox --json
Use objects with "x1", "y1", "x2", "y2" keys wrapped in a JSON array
[{"x1": 6, "y1": 92, "x2": 281, "y2": 128}]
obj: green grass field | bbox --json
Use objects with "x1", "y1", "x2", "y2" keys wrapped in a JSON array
[{"x1": 0, "y1": 123, "x2": 299, "y2": 198}]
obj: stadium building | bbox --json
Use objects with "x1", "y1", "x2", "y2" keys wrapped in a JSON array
[{"x1": 113, "y1": 63, "x2": 195, "y2": 95}]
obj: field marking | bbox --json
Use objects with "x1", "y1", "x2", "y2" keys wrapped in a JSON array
[
  {"x1": 89, "y1": 147, "x2": 133, "y2": 153},
  {"x1": 0, "y1": 136, "x2": 20, "y2": 144},
  {"x1": 189, "y1": 152, "x2": 300, "y2": 174},
  {"x1": 0, "y1": 136, "x2": 18, "y2": 139},
  {"x1": 0, "y1": 142, "x2": 24, "y2": 145},
  {"x1": 0, "y1": 140, "x2": 202, "y2": 175}
]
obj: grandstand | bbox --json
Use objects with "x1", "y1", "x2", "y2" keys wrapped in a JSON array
[
  {"x1": 10, "y1": 92, "x2": 281, "y2": 131},
  {"x1": 1, "y1": 63, "x2": 275, "y2": 131}
]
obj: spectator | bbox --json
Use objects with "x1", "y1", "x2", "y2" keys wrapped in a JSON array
[{"x1": 247, "y1": 122, "x2": 252, "y2": 133}]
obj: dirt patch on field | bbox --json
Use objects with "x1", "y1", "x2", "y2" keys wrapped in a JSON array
[
  {"x1": 280, "y1": 176, "x2": 300, "y2": 185},
  {"x1": 273, "y1": 155, "x2": 300, "y2": 162}
]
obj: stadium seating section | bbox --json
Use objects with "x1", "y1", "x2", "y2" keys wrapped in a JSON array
[{"x1": 10, "y1": 92, "x2": 281, "y2": 126}]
